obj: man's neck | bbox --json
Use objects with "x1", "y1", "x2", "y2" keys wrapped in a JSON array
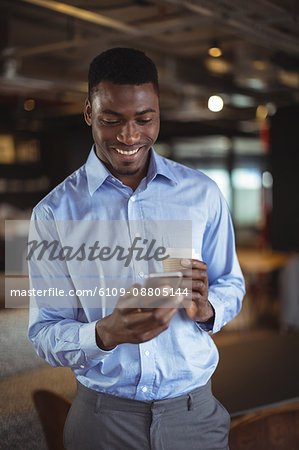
[
  {"x1": 106, "y1": 155, "x2": 151, "y2": 192},
  {"x1": 115, "y1": 167, "x2": 148, "y2": 192}
]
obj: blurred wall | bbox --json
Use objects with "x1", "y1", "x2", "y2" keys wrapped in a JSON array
[{"x1": 270, "y1": 105, "x2": 299, "y2": 252}]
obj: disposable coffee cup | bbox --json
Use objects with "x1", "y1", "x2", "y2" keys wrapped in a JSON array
[{"x1": 162, "y1": 248, "x2": 199, "y2": 272}]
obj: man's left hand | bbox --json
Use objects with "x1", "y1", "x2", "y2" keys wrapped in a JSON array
[{"x1": 180, "y1": 259, "x2": 214, "y2": 323}]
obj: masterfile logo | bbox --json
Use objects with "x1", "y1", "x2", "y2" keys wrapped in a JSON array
[{"x1": 5, "y1": 219, "x2": 192, "y2": 308}]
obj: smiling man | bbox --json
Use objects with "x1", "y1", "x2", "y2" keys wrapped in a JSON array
[
  {"x1": 28, "y1": 48, "x2": 245, "y2": 450},
  {"x1": 84, "y1": 80, "x2": 160, "y2": 191}
]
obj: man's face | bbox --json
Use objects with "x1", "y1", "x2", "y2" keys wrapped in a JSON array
[{"x1": 84, "y1": 81, "x2": 160, "y2": 189}]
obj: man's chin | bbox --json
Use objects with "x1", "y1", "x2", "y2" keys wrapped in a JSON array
[{"x1": 115, "y1": 167, "x2": 140, "y2": 176}]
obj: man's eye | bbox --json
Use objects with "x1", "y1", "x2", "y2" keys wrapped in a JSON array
[
  {"x1": 137, "y1": 118, "x2": 152, "y2": 124},
  {"x1": 100, "y1": 119, "x2": 120, "y2": 125}
]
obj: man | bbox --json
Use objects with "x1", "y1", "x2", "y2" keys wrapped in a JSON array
[{"x1": 28, "y1": 48, "x2": 245, "y2": 449}]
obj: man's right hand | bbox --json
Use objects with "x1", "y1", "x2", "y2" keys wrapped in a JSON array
[{"x1": 95, "y1": 285, "x2": 183, "y2": 351}]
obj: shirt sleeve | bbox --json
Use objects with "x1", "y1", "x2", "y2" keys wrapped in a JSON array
[
  {"x1": 196, "y1": 185, "x2": 245, "y2": 334},
  {"x1": 28, "y1": 207, "x2": 115, "y2": 369}
]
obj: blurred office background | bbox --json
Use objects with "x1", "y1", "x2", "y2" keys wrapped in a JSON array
[{"x1": 0, "y1": 1, "x2": 299, "y2": 449}]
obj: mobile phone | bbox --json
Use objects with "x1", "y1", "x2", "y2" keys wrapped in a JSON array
[
  {"x1": 139, "y1": 271, "x2": 183, "y2": 309},
  {"x1": 145, "y1": 271, "x2": 183, "y2": 290}
]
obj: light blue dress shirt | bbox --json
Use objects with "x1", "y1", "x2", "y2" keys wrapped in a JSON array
[{"x1": 28, "y1": 146, "x2": 245, "y2": 400}]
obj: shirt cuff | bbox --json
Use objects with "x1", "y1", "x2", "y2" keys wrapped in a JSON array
[
  {"x1": 196, "y1": 292, "x2": 225, "y2": 334},
  {"x1": 79, "y1": 321, "x2": 116, "y2": 361}
]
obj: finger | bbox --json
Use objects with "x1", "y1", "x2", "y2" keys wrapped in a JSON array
[
  {"x1": 124, "y1": 304, "x2": 179, "y2": 341},
  {"x1": 134, "y1": 304, "x2": 178, "y2": 327},
  {"x1": 180, "y1": 259, "x2": 207, "y2": 270},
  {"x1": 180, "y1": 272, "x2": 208, "y2": 290},
  {"x1": 123, "y1": 309, "x2": 157, "y2": 328},
  {"x1": 192, "y1": 279, "x2": 208, "y2": 292},
  {"x1": 182, "y1": 268, "x2": 208, "y2": 279},
  {"x1": 154, "y1": 293, "x2": 184, "y2": 310},
  {"x1": 191, "y1": 290, "x2": 205, "y2": 301}
]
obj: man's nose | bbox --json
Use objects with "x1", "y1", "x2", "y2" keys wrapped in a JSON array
[{"x1": 116, "y1": 122, "x2": 140, "y2": 145}]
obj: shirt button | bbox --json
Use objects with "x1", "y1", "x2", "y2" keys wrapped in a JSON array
[
  {"x1": 111, "y1": 177, "x2": 116, "y2": 182},
  {"x1": 131, "y1": 196, "x2": 135, "y2": 202},
  {"x1": 138, "y1": 271, "x2": 144, "y2": 278},
  {"x1": 80, "y1": 365, "x2": 85, "y2": 369},
  {"x1": 145, "y1": 350, "x2": 150, "y2": 357},
  {"x1": 141, "y1": 386, "x2": 147, "y2": 393}
]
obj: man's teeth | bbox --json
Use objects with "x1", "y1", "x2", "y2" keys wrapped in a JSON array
[{"x1": 115, "y1": 148, "x2": 140, "y2": 155}]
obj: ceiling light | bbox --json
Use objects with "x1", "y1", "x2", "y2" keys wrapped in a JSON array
[
  {"x1": 208, "y1": 40, "x2": 222, "y2": 57},
  {"x1": 253, "y1": 60, "x2": 267, "y2": 71},
  {"x1": 208, "y1": 95, "x2": 224, "y2": 112},
  {"x1": 205, "y1": 58, "x2": 231, "y2": 74},
  {"x1": 3, "y1": 58, "x2": 18, "y2": 79},
  {"x1": 279, "y1": 70, "x2": 299, "y2": 88},
  {"x1": 262, "y1": 171, "x2": 273, "y2": 189},
  {"x1": 243, "y1": 78, "x2": 266, "y2": 90},
  {"x1": 266, "y1": 102, "x2": 277, "y2": 116},
  {"x1": 24, "y1": 99, "x2": 35, "y2": 111},
  {"x1": 208, "y1": 47, "x2": 222, "y2": 57},
  {"x1": 256, "y1": 105, "x2": 268, "y2": 120},
  {"x1": 229, "y1": 94, "x2": 255, "y2": 108}
]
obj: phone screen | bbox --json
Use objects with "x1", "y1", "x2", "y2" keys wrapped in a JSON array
[{"x1": 146, "y1": 271, "x2": 183, "y2": 290}]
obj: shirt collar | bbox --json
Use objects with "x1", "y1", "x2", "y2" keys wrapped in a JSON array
[
  {"x1": 85, "y1": 145, "x2": 178, "y2": 196},
  {"x1": 85, "y1": 146, "x2": 111, "y2": 196},
  {"x1": 146, "y1": 148, "x2": 178, "y2": 185}
]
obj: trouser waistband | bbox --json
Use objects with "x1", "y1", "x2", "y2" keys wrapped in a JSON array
[{"x1": 76, "y1": 379, "x2": 212, "y2": 414}]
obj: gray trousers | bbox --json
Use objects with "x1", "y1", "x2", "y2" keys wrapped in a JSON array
[{"x1": 63, "y1": 380, "x2": 230, "y2": 450}]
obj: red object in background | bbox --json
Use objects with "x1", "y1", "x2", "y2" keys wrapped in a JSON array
[
  {"x1": 259, "y1": 120, "x2": 271, "y2": 249},
  {"x1": 260, "y1": 121, "x2": 270, "y2": 153}
]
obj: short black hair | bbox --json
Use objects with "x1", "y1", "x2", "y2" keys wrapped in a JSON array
[{"x1": 88, "y1": 47, "x2": 159, "y2": 100}]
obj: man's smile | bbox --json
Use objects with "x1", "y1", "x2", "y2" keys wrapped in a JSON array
[{"x1": 113, "y1": 146, "x2": 142, "y2": 156}]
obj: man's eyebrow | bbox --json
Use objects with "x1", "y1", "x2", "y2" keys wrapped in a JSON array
[
  {"x1": 136, "y1": 108, "x2": 156, "y2": 116},
  {"x1": 101, "y1": 108, "x2": 156, "y2": 116},
  {"x1": 102, "y1": 109, "x2": 122, "y2": 116}
]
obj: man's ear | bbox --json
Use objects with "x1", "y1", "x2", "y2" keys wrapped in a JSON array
[{"x1": 84, "y1": 98, "x2": 92, "y2": 126}]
